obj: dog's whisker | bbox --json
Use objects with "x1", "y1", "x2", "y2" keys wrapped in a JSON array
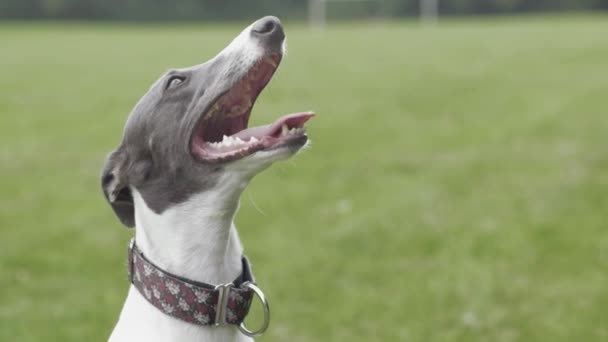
[
  {"x1": 274, "y1": 163, "x2": 288, "y2": 174},
  {"x1": 247, "y1": 191, "x2": 267, "y2": 216}
]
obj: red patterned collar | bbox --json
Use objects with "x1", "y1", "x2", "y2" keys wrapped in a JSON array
[{"x1": 127, "y1": 239, "x2": 270, "y2": 337}]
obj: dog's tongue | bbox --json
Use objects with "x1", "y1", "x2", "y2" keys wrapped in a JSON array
[{"x1": 232, "y1": 112, "x2": 314, "y2": 140}]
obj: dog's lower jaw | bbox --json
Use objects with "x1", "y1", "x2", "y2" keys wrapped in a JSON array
[{"x1": 110, "y1": 182, "x2": 253, "y2": 342}]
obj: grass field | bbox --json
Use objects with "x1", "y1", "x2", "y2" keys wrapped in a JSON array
[{"x1": 1, "y1": 15, "x2": 608, "y2": 341}]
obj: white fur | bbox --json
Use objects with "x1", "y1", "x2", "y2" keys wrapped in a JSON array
[{"x1": 110, "y1": 146, "x2": 294, "y2": 341}]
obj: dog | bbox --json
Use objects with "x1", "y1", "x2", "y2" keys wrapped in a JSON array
[{"x1": 102, "y1": 16, "x2": 313, "y2": 342}]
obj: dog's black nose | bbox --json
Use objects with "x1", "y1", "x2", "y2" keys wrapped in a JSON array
[
  {"x1": 251, "y1": 16, "x2": 285, "y2": 49},
  {"x1": 252, "y1": 16, "x2": 280, "y2": 35}
]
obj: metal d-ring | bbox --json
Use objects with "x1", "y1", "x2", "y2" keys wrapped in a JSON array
[{"x1": 238, "y1": 282, "x2": 270, "y2": 337}]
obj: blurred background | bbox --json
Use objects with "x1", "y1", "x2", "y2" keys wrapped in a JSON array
[
  {"x1": 2, "y1": 0, "x2": 608, "y2": 21},
  {"x1": 1, "y1": 1, "x2": 607, "y2": 341}
]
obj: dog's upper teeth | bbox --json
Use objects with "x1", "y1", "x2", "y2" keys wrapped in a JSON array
[
  {"x1": 266, "y1": 57, "x2": 278, "y2": 68},
  {"x1": 250, "y1": 136, "x2": 259, "y2": 143},
  {"x1": 229, "y1": 106, "x2": 240, "y2": 117},
  {"x1": 281, "y1": 124, "x2": 289, "y2": 136}
]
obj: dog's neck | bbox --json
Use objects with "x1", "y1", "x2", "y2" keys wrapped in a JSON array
[
  {"x1": 110, "y1": 173, "x2": 254, "y2": 342},
  {"x1": 131, "y1": 184, "x2": 245, "y2": 285}
]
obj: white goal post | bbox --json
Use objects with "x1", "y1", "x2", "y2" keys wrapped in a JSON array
[
  {"x1": 420, "y1": 0, "x2": 438, "y2": 24},
  {"x1": 308, "y1": 0, "x2": 439, "y2": 28}
]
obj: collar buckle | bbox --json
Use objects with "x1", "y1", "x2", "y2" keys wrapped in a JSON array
[{"x1": 213, "y1": 283, "x2": 234, "y2": 326}]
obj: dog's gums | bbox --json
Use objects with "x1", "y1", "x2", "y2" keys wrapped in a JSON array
[{"x1": 191, "y1": 53, "x2": 314, "y2": 163}]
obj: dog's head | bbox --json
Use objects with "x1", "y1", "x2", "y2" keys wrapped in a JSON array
[{"x1": 101, "y1": 16, "x2": 313, "y2": 227}]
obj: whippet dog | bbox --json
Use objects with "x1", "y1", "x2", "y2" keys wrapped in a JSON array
[{"x1": 102, "y1": 16, "x2": 314, "y2": 342}]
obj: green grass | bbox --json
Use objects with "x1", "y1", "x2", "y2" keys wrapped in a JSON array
[{"x1": 1, "y1": 15, "x2": 608, "y2": 341}]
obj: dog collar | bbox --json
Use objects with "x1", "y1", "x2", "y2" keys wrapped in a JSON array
[{"x1": 127, "y1": 239, "x2": 270, "y2": 337}]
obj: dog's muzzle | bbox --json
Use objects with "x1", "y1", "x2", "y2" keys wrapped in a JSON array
[{"x1": 127, "y1": 239, "x2": 270, "y2": 337}]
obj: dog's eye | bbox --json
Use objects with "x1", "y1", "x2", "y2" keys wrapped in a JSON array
[{"x1": 166, "y1": 76, "x2": 185, "y2": 89}]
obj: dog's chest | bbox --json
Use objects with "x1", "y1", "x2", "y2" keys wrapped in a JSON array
[{"x1": 110, "y1": 286, "x2": 254, "y2": 342}]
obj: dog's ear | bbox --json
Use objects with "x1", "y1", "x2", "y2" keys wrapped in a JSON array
[{"x1": 101, "y1": 149, "x2": 135, "y2": 228}]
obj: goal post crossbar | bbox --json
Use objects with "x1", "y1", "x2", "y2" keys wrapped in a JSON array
[{"x1": 308, "y1": 0, "x2": 439, "y2": 28}]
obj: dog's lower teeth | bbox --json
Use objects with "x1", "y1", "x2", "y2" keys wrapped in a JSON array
[
  {"x1": 207, "y1": 134, "x2": 258, "y2": 149},
  {"x1": 206, "y1": 124, "x2": 305, "y2": 151},
  {"x1": 278, "y1": 125, "x2": 305, "y2": 137}
]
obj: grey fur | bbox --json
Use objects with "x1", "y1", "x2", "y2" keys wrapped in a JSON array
[{"x1": 101, "y1": 16, "x2": 285, "y2": 227}]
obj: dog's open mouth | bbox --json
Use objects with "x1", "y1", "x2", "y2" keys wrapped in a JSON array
[{"x1": 190, "y1": 53, "x2": 314, "y2": 163}]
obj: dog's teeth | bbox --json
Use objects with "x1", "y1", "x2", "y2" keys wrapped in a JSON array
[
  {"x1": 250, "y1": 137, "x2": 259, "y2": 143},
  {"x1": 228, "y1": 106, "x2": 238, "y2": 116},
  {"x1": 266, "y1": 58, "x2": 278, "y2": 68},
  {"x1": 281, "y1": 124, "x2": 289, "y2": 136},
  {"x1": 234, "y1": 137, "x2": 245, "y2": 145}
]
